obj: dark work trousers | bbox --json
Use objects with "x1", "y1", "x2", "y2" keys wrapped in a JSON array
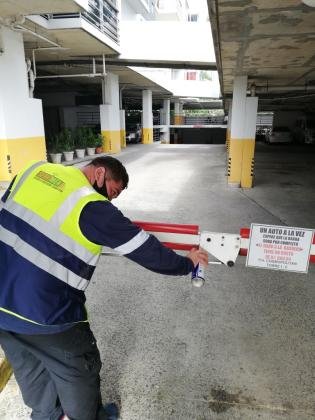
[{"x1": 0, "y1": 323, "x2": 107, "y2": 420}]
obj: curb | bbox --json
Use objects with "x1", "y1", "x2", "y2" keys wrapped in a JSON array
[{"x1": 0, "y1": 358, "x2": 12, "y2": 393}]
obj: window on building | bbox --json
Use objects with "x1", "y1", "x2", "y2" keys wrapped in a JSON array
[
  {"x1": 199, "y1": 71, "x2": 212, "y2": 81},
  {"x1": 188, "y1": 13, "x2": 198, "y2": 22},
  {"x1": 186, "y1": 71, "x2": 197, "y2": 80}
]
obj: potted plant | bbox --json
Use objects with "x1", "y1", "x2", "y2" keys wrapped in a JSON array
[
  {"x1": 95, "y1": 133, "x2": 103, "y2": 154},
  {"x1": 47, "y1": 135, "x2": 62, "y2": 164},
  {"x1": 85, "y1": 128, "x2": 98, "y2": 156},
  {"x1": 59, "y1": 129, "x2": 75, "y2": 162},
  {"x1": 74, "y1": 127, "x2": 87, "y2": 159}
]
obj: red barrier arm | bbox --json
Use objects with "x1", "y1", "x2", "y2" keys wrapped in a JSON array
[
  {"x1": 133, "y1": 221, "x2": 200, "y2": 251},
  {"x1": 133, "y1": 221, "x2": 199, "y2": 235}
]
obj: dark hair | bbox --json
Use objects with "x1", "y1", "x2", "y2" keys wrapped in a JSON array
[{"x1": 89, "y1": 156, "x2": 129, "y2": 189}]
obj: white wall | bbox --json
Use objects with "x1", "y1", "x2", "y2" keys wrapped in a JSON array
[
  {"x1": 132, "y1": 67, "x2": 220, "y2": 98},
  {"x1": 121, "y1": 1, "x2": 139, "y2": 20},
  {"x1": 100, "y1": 73, "x2": 120, "y2": 131},
  {"x1": 119, "y1": 21, "x2": 215, "y2": 62},
  {"x1": 0, "y1": 27, "x2": 44, "y2": 139}
]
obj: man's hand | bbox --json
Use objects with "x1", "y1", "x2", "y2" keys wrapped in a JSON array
[{"x1": 186, "y1": 247, "x2": 208, "y2": 267}]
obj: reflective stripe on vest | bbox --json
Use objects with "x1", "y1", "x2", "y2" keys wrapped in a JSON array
[
  {"x1": 50, "y1": 186, "x2": 95, "y2": 228},
  {"x1": 2, "y1": 163, "x2": 103, "y2": 291},
  {"x1": 3, "y1": 198, "x2": 98, "y2": 267},
  {"x1": 0, "y1": 225, "x2": 89, "y2": 290}
]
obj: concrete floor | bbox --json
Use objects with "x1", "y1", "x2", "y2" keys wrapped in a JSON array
[{"x1": 0, "y1": 142, "x2": 314, "y2": 419}]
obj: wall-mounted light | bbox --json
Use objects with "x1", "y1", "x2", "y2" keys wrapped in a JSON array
[{"x1": 302, "y1": 0, "x2": 315, "y2": 7}]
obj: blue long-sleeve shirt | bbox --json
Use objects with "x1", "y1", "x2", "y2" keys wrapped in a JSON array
[
  {"x1": 0, "y1": 182, "x2": 193, "y2": 334},
  {"x1": 79, "y1": 200, "x2": 193, "y2": 276}
]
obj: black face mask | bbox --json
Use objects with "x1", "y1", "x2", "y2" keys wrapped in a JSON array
[{"x1": 93, "y1": 181, "x2": 108, "y2": 198}]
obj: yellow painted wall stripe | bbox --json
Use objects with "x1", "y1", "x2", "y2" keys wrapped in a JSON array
[
  {"x1": 241, "y1": 139, "x2": 255, "y2": 188},
  {"x1": 0, "y1": 358, "x2": 12, "y2": 393},
  {"x1": 228, "y1": 138, "x2": 255, "y2": 188},
  {"x1": 226, "y1": 128, "x2": 231, "y2": 152},
  {"x1": 174, "y1": 115, "x2": 184, "y2": 125},
  {"x1": 142, "y1": 128, "x2": 153, "y2": 144},
  {"x1": 101, "y1": 130, "x2": 121, "y2": 154},
  {"x1": 0, "y1": 137, "x2": 46, "y2": 181},
  {"x1": 120, "y1": 129, "x2": 126, "y2": 148}
]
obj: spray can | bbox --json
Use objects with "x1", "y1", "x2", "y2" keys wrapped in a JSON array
[{"x1": 191, "y1": 263, "x2": 205, "y2": 287}]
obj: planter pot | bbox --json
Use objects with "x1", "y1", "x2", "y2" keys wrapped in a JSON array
[
  {"x1": 95, "y1": 146, "x2": 103, "y2": 154},
  {"x1": 63, "y1": 151, "x2": 74, "y2": 162},
  {"x1": 86, "y1": 147, "x2": 95, "y2": 156},
  {"x1": 75, "y1": 148, "x2": 85, "y2": 159},
  {"x1": 49, "y1": 153, "x2": 62, "y2": 164}
]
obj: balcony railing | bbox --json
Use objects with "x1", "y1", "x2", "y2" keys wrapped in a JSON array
[{"x1": 41, "y1": 0, "x2": 119, "y2": 44}]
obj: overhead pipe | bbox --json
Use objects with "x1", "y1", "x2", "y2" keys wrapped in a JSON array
[
  {"x1": 36, "y1": 57, "x2": 106, "y2": 80},
  {"x1": 255, "y1": 85, "x2": 315, "y2": 93},
  {"x1": 36, "y1": 73, "x2": 106, "y2": 79}
]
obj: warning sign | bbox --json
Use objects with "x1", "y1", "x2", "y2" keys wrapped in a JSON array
[{"x1": 246, "y1": 224, "x2": 314, "y2": 273}]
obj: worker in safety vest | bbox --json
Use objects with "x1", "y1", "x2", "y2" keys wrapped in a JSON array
[{"x1": 0, "y1": 156, "x2": 208, "y2": 420}]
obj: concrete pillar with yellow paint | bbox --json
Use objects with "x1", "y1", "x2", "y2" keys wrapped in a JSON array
[
  {"x1": 241, "y1": 96, "x2": 258, "y2": 188},
  {"x1": 120, "y1": 110, "x2": 126, "y2": 148},
  {"x1": 100, "y1": 73, "x2": 121, "y2": 154},
  {"x1": 160, "y1": 98, "x2": 170, "y2": 144},
  {"x1": 142, "y1": 90, "x2": 153, "y2": 144},
  {"x1": 228, "y1": 76, "x2": 258, "y2": 188},
  {"x1": 0, "y1": 27, "x2": 46, "y2": 181},
  {"x1": 228, "y1": 76, "x2": 247, "y2": 188},
  {"x1": 226, "y1": 101, "x2": 232, "y2": 152},
  {"x1": 174, "y1": 100, "x2": 184, "y2": 125}
]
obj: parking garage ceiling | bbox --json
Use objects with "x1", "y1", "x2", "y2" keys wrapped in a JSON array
[{"x1": 207, "y1": 0, "x2": 315, "y2": 112}]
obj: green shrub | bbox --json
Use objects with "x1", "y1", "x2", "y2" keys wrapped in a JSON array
[
  {"x1": 46, "y1": 134, "x2": 62, "y2": 153},
  {"x1": 73, "y1": 127, "x2": 88, "y2": 149},
  {"x1": 57, "y1": 129, "x2": 75, "y2": 152}
]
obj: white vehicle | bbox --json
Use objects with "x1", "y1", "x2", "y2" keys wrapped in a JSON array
[{"x1": 265, "y1": 127, "x2": 292, "y2": 144}]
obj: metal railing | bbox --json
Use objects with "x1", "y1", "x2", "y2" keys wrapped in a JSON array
[{"x1": 41, "y1": 0, "x2": 119, "y2": 44}]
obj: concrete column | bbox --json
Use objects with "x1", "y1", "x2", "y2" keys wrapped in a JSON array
[
  {"x1": 0, "y1": 27, "x2": 46, "y2": 181},
  {"x1": 100, "y1": 72, "x2": 121, "y2": 153},
  {"x1": 142, "y1": 90, "x2": 153, "y2": 144},
  {"x1": 160, "y1": 98, "x2": 170, "y2": 144},
  {"x1": 228, "y1": 75, "x2": 247, "y2": 188},
  {"x1": 228, "y1": 75, "x2": 258, "y2": 188},
  {"x1": 241, "y1": 96, "x2": 258, "y2": 188},
  {"x1": 174, "y1": 100, "x2": 183, "y2": 125},
  {"x1": 120, "y1": 109, "x2": 126, "y2": 148},
  {"x1": 226, "y1": 101, "x2": 232, "y2": 152}
]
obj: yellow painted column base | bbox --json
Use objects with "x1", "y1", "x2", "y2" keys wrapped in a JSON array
[
  {"x1": 142, "y1": 128, "x2": 153, "y2": 144},
  {"x1": 174, "y1": 115, "x2": 184, "y2": 125},
  {"x1": 226, "y1": 128, "x2": 231, "y2": 152},
  {"x1": 0, "y1": 137, "x2": 46, "y2": 181},
  {"x1": 228, "y1": 138, "x2": 255, "y2": 188},
  {"x1": 120, "y1": 130, "x2": 126, "y2": 148},
  {"x1": 101, "y1": 130, "x2": 121, "y2": 154}
]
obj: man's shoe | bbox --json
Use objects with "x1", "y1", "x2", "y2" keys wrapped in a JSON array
[{"x1": 103, "y1": 402, "x2": 120, "y2": 420}]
